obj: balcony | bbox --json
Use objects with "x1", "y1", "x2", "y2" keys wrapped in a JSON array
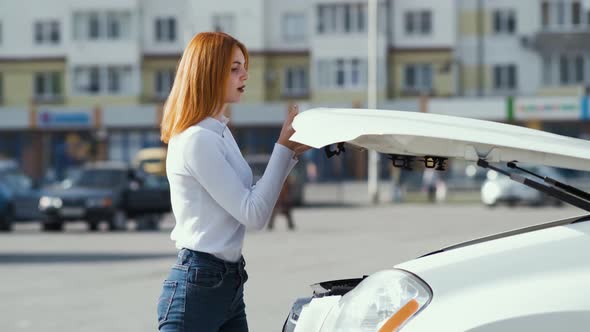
[
  {"x1": 281, "y1": 89, "x2": 310, "y2": 100},
  {"x1": 140, "y1": 94, "x2": 168, "y2": 104},
  {"x1": 32, "y1": 95, "x2": 66, "y2": 105},
  {"x1": 523, "y1": 30, "x2": 590, "y2": 53}
]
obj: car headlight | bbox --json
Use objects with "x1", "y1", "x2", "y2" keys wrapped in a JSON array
[
  {"x1": 39, "y1": 196, "x2": 63, "y2": 209},
  {"x1": 319, "y1": 269, "x2": 432, "y2": 332},
  {"x1": 86, "y1": 197, "x2": 113, "y2": 208}
]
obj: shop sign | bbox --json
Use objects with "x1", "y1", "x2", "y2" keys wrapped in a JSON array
[
  {"x1": 514, "y1": 97, "x2": 579, "y2": 120},
  {"x1": 37, "y1": 110, "x2": 93, "y2": 128}
]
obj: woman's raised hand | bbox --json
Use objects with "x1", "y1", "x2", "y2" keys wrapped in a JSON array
[{"x1": 277, "y1": 104, "x2": 311, "y2": 157}]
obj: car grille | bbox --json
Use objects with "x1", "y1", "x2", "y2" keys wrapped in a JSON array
[{"x1": 62, "y1": 198, "x2": 86, "y2": 207}]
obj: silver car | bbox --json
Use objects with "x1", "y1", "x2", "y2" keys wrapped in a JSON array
[{"x1": 481, "y1": 166, "x2": 565, "y2": 207}]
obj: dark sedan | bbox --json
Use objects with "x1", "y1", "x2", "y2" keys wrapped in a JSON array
[{"x1": 39, "y1": 162, "x2": 171, "y2": 232}]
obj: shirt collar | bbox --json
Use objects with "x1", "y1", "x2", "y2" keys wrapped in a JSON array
[{"x1": 198, "y1": 115, "x2": 229, "y2": 136}]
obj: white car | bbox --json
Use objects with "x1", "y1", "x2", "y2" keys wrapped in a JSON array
[
  {"x1": 283, "y1": 108, "x2": 590, "y2": 332},
  {"x1": 481, "y1": 166, "x2": 565, "y2": 207}
]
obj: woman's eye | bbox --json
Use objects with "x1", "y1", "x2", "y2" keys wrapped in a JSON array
[{"x1": 231, "y1": 68, "x2": 238, "y2": 72}]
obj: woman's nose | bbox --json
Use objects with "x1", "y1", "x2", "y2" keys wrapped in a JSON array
[{"x1": 242, "y1": 70, "x2": 248, "y2": 81}]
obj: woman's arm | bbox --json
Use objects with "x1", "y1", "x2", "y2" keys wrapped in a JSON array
[{"x1": 185, "y1": 130, "x2": 296, "y2": 230}]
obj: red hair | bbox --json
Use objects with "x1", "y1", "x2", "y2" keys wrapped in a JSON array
[{"x1": 161, "y1": 32, "x2": 248, "y2": 143}]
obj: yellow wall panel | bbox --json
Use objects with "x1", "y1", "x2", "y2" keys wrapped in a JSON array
[
  {"x1": 459, "y1": 10, "x2": 491, "y2": 36},
  {"x1": 0, "y1": 60, "x2": 66, "y2": 106},
  {"x1": 141, "y1": 57, "x2": 179, "y2": 102},
  {"x1": 240, "y1": 55, "x2": 266, "y2": 103},
  {"x1": 389, "y1": 50, "x2": 454, "y2": 98},
  {"x1": 312, "y1": 90, "x2": 387, "y2": 104},
  {"x1": 537, "y1": 86, "x2": 581, "y2": 96},
  {"x1": 265, "y1": 54, "x2": 310, "y2": 101},
  {"x1": 68, "y1": 96, "x2": 139, "y2": 107}
]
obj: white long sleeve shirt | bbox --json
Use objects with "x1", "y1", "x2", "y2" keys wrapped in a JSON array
[{"x1": 166, "y1": 116, "x2": 297, "y2": 262}]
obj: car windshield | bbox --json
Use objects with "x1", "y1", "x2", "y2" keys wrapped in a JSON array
[
  {"x1": 72, "y1": 169, "x2": 126, "y2": 188},
  {"x1": 0, "y1": 169, "x2": 33, "y2": 191}
]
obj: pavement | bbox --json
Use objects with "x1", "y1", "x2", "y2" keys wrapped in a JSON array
[{"x1": 0, "y1": 199, "x2": 583, "y2": 331}]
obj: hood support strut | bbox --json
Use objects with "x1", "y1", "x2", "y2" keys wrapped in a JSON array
[{"x1": 477, "y1": 159, "x2": 590, "y2": 212}]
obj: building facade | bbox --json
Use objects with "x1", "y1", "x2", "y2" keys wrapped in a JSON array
[{"x1": 0, "y1": 0, "x2": 589, "y2": 180}]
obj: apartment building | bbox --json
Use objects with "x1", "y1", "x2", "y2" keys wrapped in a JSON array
[{"x1": 1, "y1": 0, "x2": 589, "y2": 180}]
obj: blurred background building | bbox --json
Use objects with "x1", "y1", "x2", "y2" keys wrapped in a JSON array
[{"x1": 0, "y1": 0, "x2": 589, "y2": 181}]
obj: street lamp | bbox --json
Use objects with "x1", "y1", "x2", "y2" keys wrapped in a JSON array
[{"x1": 368, "y1": 0, "x2": 380, "y2": 204}]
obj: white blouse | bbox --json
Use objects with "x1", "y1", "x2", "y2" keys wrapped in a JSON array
[{"x1": 166, "y1": 116, "x2": 297, "y2": 262}]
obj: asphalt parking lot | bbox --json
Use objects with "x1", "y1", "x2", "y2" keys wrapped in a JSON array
[{"x1": 0, "y1": 203, "x2": 583, "y2": 332}]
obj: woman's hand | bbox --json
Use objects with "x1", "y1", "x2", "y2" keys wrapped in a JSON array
[{"x1": 277, "y1": 104, "x2": 311, "y2": 157}]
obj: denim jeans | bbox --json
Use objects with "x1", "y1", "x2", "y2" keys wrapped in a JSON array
[{"x1": 157, "y1": 249, "x2": 249, "y2": 332}]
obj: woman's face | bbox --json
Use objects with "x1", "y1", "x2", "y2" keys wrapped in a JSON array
[{"x1": 225, "y1": 47, "x2": 248, "y2": 103}]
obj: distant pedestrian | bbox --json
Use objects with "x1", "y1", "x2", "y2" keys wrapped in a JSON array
[
  {"x1": 268, "y1": 176, "x2": 295, "y2": 231},
  {"x1": 422, "y1": 168, "x2": 447, "y2": 203},
  {"x1": 157, "y1": 32, "x2": 310, "y2": 332}
]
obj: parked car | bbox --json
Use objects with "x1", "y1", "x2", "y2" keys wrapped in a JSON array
[
  {"x1": 481, "y1": 166, "x2": 565, "y2": 207},
  {"x1": 38, "y1": 161, "x2": 171, "y2": 232},
  {"x1": 245, "y1": 154, "x2": 306, "y2": 206},
  {"x1": 0, "y1": 160, "x2": 43, "y2": 231},
  {"x1": 282, "y1": 108, "x2": 590, "y2": 331}
]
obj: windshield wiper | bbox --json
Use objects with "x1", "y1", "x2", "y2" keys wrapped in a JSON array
[{"x1": 477, "y1": 159, "x2": 590, "y2": 212}]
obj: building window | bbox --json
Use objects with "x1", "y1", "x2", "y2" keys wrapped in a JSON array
[
  {"x1": 543, "y1": 57, "x2": 553, "y2": 85},
  {"x1": 317, "y1": 58, "x2": 367, "y2": 89},
  {"x1": 34, "y1": 21, "x2": 60, "y2": 44},
  {"x1": 317, "y1": 4, "x2": 367, "y2": 34},
  {"x1": 420, "y1": 11, "x2": 432, "y2": 34},
  {"x1": 34, "y1": 72, "x2": 62, "y2": 101},
  {"x1": 155, "y1": 17, "x2": 176, "y2": 42},
  {"x1": 559, "y1": 55, "x2": 585, "y2": 85},
  {"x1": 107, "y1": 12, "x2": 121, "y2": 39},
  {"x1": 541, "y1": 0, "x2": 585, "y2": 30},
  {"x1": 74, "y1": 67, "x2": 100, "y2": 94},
  {"x1": 74, "y1": 12, "x2": 131, "y2": 40},
  {"x1": 542, "y1": 1, "x2": 550, "y2": 27},
  {"x1": 336, "y1": 59, "x2": 345, "y2": 87},
  {"x1": 572, "y1": 1, "x2": 582, "y2": 26},
  {"x1": 212, "y1": 14, "x2": 234, "y2": 35},
  {"x1": 282, "y1": 13, "x2": 306, "y2": 42},
  {"x1": 0, "y1": 73, "x2": 3, "y2": 103},
  {"x1": 155, "y1": 69, "x2": 175, "y2": 98},
  {"x1": 405, "y1": 11, "x2": 432, "y2": 35},
  {"x1": 404, "y1": 64, "x2": 432, "y2": 92},
  {"x1": 351, "y1": 59, "x2": 360, "y2": 86},
  {"x1": 493, "y1": 65, "x2": 517, "y2": 90},
  {"x1": 107, "y1": 67, "x2": 121, "y2": 93},
  {"x1": 89, "y1": 13, "x2": 100, "y2": 39},
  {"x1": 74, "y1": 66, "x2": 132, "y2": 95},
  {"x1": 283, "y1": 67, "x2": 308, "y2": 97},
  {"x1": 493, "y1": 9, "x2": 516, "y2": 34}
]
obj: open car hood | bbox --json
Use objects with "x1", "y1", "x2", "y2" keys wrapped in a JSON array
[{"x1": 291, "y1": 108, "x2": 590, "y2": 172}]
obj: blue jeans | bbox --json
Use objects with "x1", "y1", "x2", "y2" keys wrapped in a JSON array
[{"x1": 157, "y1": 249, "x2": 249, "y2": 332}]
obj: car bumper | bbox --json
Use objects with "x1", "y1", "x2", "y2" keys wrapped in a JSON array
[{"x1": 40, "y1": 207, "x2": 115, "y2": 222}]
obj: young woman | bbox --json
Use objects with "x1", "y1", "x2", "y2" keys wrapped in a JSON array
[{"x1": 156, "y1": 32, "x2": 309, "y2": 332}]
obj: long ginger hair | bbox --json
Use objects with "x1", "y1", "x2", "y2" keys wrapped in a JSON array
[{"x1": 160, "y1": 32, "x2": 248, "y2": 143}]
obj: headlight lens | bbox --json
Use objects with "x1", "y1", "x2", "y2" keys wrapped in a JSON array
[
  {"x1": 39, "y1": 196, "x2": 63, "y2": 209},
  {"x1": 320, "y1": 269, "x2": 432, "y2": 332}
]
